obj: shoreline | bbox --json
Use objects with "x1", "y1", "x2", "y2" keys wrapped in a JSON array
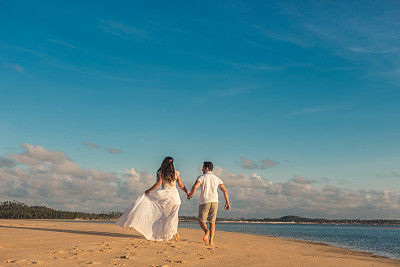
[
  {"x1": 20, "y1": 218, "x2": 400, "y2": 227},
  {"x1": 183, "y1": 220, "x2": 400, "y2": 226},
  {"x1": 1, "y1": 219, "x2": 399, "y2": 266}
]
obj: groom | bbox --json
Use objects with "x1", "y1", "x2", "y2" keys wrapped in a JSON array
[{"x1": 188, "y1": 161, "x2": 230, "y2": 245}]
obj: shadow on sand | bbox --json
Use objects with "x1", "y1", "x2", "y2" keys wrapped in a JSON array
[{"x1": 0, "y1": 225, "x2": 143, "y2": 239}]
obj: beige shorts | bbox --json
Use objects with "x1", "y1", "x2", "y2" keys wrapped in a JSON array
[{"x1": 198, "y1": 202, "x2": 219, "y2": 223}]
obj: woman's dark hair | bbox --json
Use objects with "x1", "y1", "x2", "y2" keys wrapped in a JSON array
[
  {"x1": 203, "y1": 161, "x2": 213, "y2": 171},
  {"x1": 158, "y1": 157, "x2": 176, "y2": 182}
]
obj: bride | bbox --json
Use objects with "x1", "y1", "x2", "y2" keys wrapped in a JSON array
[{"x1": 116, "y1": 157, "x2": 189, "y2": 241}]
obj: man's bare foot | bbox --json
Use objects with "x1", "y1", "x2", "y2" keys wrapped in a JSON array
[
  {"x1": 209, "y1": 241, "x2": 215, "y2": 246},
  {"x1": 203, "y1": 231, "x2": 209, "y2": 244},
  {"x1": 174, "y1": 232, "x2": 180, "y2": 242}
]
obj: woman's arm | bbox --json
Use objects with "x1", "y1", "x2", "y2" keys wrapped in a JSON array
[
  {"x1": 176, "y1": 174, "x2": 189, "y2": 196},
  {"x1": 145, "y1": 173, "x2": 162, "y2": 194}
]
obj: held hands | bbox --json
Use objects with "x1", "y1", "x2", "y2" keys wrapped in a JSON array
[
  {"x1": 187, "y1": 192, "x2": 193, "y2": 200},
  {"x1": 224, "y1": 203, "x2": 231, "y2": 210}
]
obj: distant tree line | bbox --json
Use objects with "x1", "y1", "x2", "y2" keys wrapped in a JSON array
[
  {"x1": 209, "y1": 215, "x2": 400, "y2": 225},
  {"x1": 0, "y1": 201, "x2": 120, "y2": 220},
  {"x1": 181, "y1": 215, "x2": 400, "y2": 225},
  {"x1": 2, "y1": 201, "x2": 399, "y2": 225}
]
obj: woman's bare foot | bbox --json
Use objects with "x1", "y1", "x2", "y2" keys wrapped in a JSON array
[
  {"x1": 209, "y1": 241, "x2": 215, "y2": 246},
  {"x1": 174, "y1": 232, "x2": 180, "y2": 242},
  {"x1": 203, "y1": 231, "x2": 209, "y2": 244}
]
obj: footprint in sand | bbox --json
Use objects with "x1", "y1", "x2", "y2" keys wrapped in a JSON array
[
  {"x1": 166, "y1": 260, "x2": 186, "y2": 264},
  {"x1": 6, "y1": 259, "x2": 27, "y2": 264},
  {"x1": 119, "y1": 255, "x2": 131, "y2": 259},
  {"x1": 85, "y1": 261, "x2": 101, "y2": 265}
]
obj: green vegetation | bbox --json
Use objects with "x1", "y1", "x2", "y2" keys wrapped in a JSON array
[
  {"x1": 2, "y1": 201, "x2": 399, "y2": 225},
  {"x1": 0, "y1": 201, "x2": 120, "y2": 220},
  {"x1": 213, "y1": 215, "x2": 400, "y2": 225},
  {"x1": 182, "y1": 215, "x2": 400, "y2": 225}
]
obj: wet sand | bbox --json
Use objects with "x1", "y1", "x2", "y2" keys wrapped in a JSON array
[{"x1": 0, "y1": 219, "x2": 399, "y2": 266}]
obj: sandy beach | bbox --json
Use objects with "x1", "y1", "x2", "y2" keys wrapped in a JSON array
[{"x1": 0, "y1": 219, "x2": 398, "y2": 267}]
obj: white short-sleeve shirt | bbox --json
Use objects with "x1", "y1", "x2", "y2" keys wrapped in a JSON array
[{"x1": 196, "y1": 171, "x2": 224, "y2": 205}]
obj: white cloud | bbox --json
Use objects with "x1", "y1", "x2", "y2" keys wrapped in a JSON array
[
  {"x1": 105, "y1": 147, "x2": 122, "y2": 154},
  {"x1": 5, "y1": 63, "x2": 25, "y2": 73},
  {"x1": 292, "y1": 176, "x2": 316, "y2": 184},
  {"x1": 214, "y1": 166, "x2": 271, "y2": 188},
  {"x1": 48, "y1": 39, "x2": 78, "y2": 49},
  {"x1": 392, "y1": 172, "x2": 400, "y2": 178},
  {"x1": 1, "y1": 145, "x2": 400, "y2": 219},
  {"x1": 0, "y1": 156, "x2": 15, "y2": 168},
  {"x1": 253, "y1": 24, "x2": 310, "y2": 48},
  {"x1": 117, "y1": 168, "x2": 155, "y2": 200},
  {"x1": 98, "y1": 20, "x2": 150, "y2": 42},
  {"x1": 53, "y1": 160, "x2": 85, "y2": 176},
  {"x1": 0, "y1": 144, "x2": 121, "y2": 212},
  {"x1": 84, "y1": 142, "x2": 101, "y2": 149},
  {"x1": 83, "y1": 142, "x2": 122, "y2": 154},
  {"x1": 14, "y1": 64, "x2": 25, "y2": 73},
  {"x1": 261, "y1": 159, "x2": 276, "y2": 168},
  {"x1": 214, "y1": 166, "x2": 400, "y2": 219},
  {"x1": 13, "y1": 144, "x2": 66, "y2": 164},
  {"x1": 253, "y1": 2, "x2": 400, "y2": 77},
  {"x1": 88, "y1": 169, "x2": 117, "y2": 182},
  {"x1": 240, "y1": 157, "x2": 277, "y2": 169},
  {"x1": 378, "y1": 172, "x2": 400, "y2": 179}
]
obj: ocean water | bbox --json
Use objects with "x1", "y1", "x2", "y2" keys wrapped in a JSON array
[{"x1": 179, "y1": 222, "x2": 400, "y2": 260}]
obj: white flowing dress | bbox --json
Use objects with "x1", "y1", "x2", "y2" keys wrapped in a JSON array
[{"x1": 115, "y1": 170, "x2": 181, "y2": 241}]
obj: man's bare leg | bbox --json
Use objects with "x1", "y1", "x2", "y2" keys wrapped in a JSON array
[
  {"x1": 209, "y1": 222, "x2": 215, "y2": 245},
  {"x1": 199, "y1": 221, "x2": 209, "y2": 244}
]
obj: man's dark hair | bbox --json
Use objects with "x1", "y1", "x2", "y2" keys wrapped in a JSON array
[{"x1": 203, "y1": 161, "x2": 213, "y2": 171}]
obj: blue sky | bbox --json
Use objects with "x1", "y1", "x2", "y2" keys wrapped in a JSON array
[{"x1": 1, "y1": 0, "x2": 399, "y2": 219}]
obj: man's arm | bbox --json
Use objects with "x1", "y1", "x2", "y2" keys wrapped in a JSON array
[
  {"x1": 188, "y1": 181, "x2": 201, "y2": 199},
  {"x1": 218, "y1": 184, "x2": 230, "y2": 210}
]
